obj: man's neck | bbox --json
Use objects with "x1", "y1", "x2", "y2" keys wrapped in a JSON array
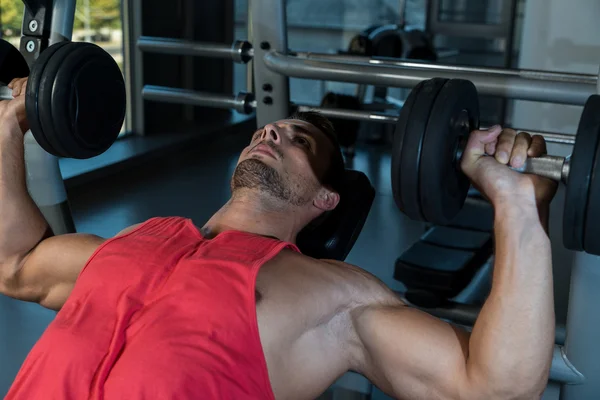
[{"x1": 201, "y1": 192, "x2": 305, "y2": 243}]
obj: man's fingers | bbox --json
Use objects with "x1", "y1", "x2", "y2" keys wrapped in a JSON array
[
  {"x1": 9, "y1": 78, "x2": 26, "y2": 97},
  {"x1": 495, "y1": 128, "x2": 517, "y2": 164},
  {"x1": 484, "y1": 141, "x2": 497, "y2": 156},
  {"x1": 528, "y1": 135, "x2": 547, "y2": 157},
  {"x1": 461, "y1": 125, "x2": 503, "y2": 174},
  {"x1": 510, "y1": 132, "x2": 532, "y2": 168},
  {"x1": 464, "y1": 125, "x2": 503, "y2": 155}
]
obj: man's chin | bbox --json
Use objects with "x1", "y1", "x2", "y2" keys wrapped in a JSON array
[{"x1": 231, "y1": 158, "x2": 278, "y2": 192}]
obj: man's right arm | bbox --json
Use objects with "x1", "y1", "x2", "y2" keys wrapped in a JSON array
[{"x1": 0, "y1": 80, "x2": 132, "y2": 311}]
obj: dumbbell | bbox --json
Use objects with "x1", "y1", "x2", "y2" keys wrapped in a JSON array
[
  {"x1": 0, "y1": 39, "x2": 126, "y2": 159},
  {"x1": 391, "y1": 77, "x2": 600, "y2": 255}
]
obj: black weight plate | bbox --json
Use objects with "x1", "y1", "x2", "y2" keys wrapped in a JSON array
[
  {"x1": 26, "y1": 41, "x2": 70, "y2": 157},
  {"x1": 44, "y1": 42, "x2": 96, "y2": 158},
  {"x1": 419, "y1": 79, "x2": 479, "y2": 225},
  {"x1": 52, "y1": 43, "x2": 125, "y2": 158},
  {"x1": 564, "y1": 95, "x2": 600, "y2": 252},
  {"x1": 0, "y1": 39, "x2": 29, "y2": 84},
  {"x1": 575, "y1": 95, "x2": 600, "y2": 254},
  {"x1": 391, "y1": 78, "x2": 448, "y2": 221},
  {"x1": 392, "y1": 81, "x2": 422, "y2": 216},
  {"x1": 584, "y1": 127, "x2": 600, "y2": 255},
  {"x1": 38, "y1": 42, "x2": 82, "y2": 158}
]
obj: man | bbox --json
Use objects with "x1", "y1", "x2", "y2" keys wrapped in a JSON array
[{"x1": 1, "y1": 77, "x2": 555, "y2": 399}]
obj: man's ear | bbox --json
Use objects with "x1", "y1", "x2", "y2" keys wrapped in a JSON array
[{"x1": 313, "y1": 188, "x2": 340, "y2": 211}]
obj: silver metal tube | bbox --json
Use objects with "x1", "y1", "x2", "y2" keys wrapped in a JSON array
[
  {"x1": 250, "y1": 0, "x2": 290, "y2": 126},
  {"x1": 514, "y1": 155, "x2": 568, "y2": 183},
  {"x1": 49, "y1": 0, "x2": 76, "y2": 44},
  {"x1": 294, "y1": 52, "x2": 598, "y2": 85},
  {"x1": 561, "y1": 251, "x2": 600, "y2": 397},
  {"x1": 142, "y1": 85, "x2": 255, "y2": 114},
  {"x1": 265, "y1": 52, "x2": 594, "y2": 106},
  {"x1": 125, "y1": 0, "x2": 144, "y2": 135},
  {"x1": 0, "y1": 86, "x2": 13, "y2": 100},
  {"x1": 137, "y1": 37, "x2": 253, "y2": 64},
  {"x1": 296, "y1": 105, "x2": 576, "y2": 146},
  {"x1": 296, "y1": 105, "x2": 398, "y2": 124},
  {"x1": 551, "y1": 346, "x2": 585, "y2": 385}
]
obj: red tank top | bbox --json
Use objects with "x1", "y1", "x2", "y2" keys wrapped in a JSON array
[{"x1": 5, "y1": 217, "x2": 299, "y2": 399}]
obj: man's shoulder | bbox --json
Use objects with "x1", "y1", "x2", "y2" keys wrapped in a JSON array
[{"x1": 273, "y1": 249, "x2": 403, "y2": 307}]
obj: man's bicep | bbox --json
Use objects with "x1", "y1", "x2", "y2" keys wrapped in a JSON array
[
  {"x1": 3, "y1": 233, "x2": 105, "y2": 310},
  {"x1": 352, "y1": 304, "x2": 474, "y2": 399}
]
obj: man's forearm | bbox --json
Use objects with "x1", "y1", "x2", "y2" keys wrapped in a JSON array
[
  {"x1": 467, "y1": 202, "x2": 554, "y2": 398},
  {"x1": 0, "y1": 130, "x2": 49, "y2": 263}
]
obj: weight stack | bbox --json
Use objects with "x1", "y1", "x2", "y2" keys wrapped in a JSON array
[{"x1": 24, "y1": 131, "x2": 76, "y2": 235}]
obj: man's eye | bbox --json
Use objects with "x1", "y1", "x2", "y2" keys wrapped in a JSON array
[{"x1": 294, "y1": 136, "x2": 311, "y2": 148}]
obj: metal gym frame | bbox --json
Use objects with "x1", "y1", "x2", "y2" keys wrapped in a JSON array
[
  {"x1": 131, "y1": 0, "x2": 600, "y2": 398},
  {"x1": 19, "y1": 0, "x2": 77, "y2": 237}
]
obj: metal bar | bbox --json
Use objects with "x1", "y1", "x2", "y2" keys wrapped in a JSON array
[
  {"x1": 296, "y1": 105, "x2": 576, "y2": 145},
  {"x1": 0, "y1": 86, "x2": 13, "y2": 100},
  {"x1": 141, "y1": 85, "x2": 255, "y2": 115},
  {"x1": 22, "y1": 0, "x2": 77, "y2": 236},
  {"x1": 246, "y1": 0, "x2": 255, "y2": 94},
  {"x1": 296, "y1": 105, "x2": 399, "y2": 124},
  {"x1": 137, "y1": 37, "x2": 253, "y2": 64},
  {"x1": 561, "y1": 251, "x2": 600, "y2": 397},
  {"x1": 265, "y1": 52, "x2": 595, "y2": 105},
  {"x1": 250, "y1": 0, "x2": 289, "y2": 126},
  {"x1": 126, "y1": 0, "x2": 144, "y2": 135},
  {"x1": 551, "y1": 346, "x2": 585, "y2": 385},
  {"x1": 294, "y1": 52, "x2": 597, "y2": 85},
  {"x1": 513, "y1": 155, "x2": 567, "y2": 183},
  {"x1": 49, "y1": 0, "x2": 75, "y2": 44}
]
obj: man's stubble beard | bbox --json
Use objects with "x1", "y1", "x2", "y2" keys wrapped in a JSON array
[{"x1": 231, "y1": 158, "x2": 310, "y2": 207}]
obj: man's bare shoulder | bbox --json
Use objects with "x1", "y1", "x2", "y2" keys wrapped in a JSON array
[{"x1": 273, "y1": 249, "x2": 404, "y2": 307}]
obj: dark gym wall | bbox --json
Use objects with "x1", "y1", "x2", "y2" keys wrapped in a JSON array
[{"x1": 142, "y1": 0, "x2": 234, "y2": 134}]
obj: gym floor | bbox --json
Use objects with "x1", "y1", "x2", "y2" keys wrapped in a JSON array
[{"x1": 0, "y1": 118, "x2": 427, "y2": 397}]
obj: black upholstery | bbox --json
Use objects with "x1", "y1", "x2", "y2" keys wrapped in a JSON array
[
  {"x1": 297, "y1": 169, "x2": 375, "y2": 261},
  {"x1": 394, "y1": 198, "x2": 494, "y2": 308}
]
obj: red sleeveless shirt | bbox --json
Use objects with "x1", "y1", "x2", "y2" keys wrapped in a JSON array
[{"x1": 6, "y1": 217, "x2": 299, "y2": 399}]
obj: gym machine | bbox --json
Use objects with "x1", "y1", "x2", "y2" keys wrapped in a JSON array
[
  {"x1": 133, "y1": 0, "x2": 600, "y2": 398},
  {"x1": 1, "y1": 0, "x2": 126, "y2": 235}
]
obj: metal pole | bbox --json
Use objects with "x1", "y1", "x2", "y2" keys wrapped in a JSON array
[
  {"x1": 125, "y1": 0, "x2": 144, "y2": 135},
  {"x1": 560, "y1": 252, "x2": 600, "y2": 398},
  {"x1": 550, "y1": 346, "x2": 585, "y2": 385},
  {"x1": 23, "y1": 0, "x2": 77, "y2": 236},
  {"x1": 49, "y1": 0, "x2": 76, "y2": 44},
  {"x1": 296, "y1": 105, "x2": 576, "y2": 145},
  {"x1": 265, "y1": 52, "x2": 595, "y2": 105},
  {"x1": 246, "y1": 0, "x2": 254, "y2": 94},
  {"x1": 250, "y1": 0, "x2": 289, "y2": 126},
  {"x1": 137, "y1": 37, "x2": 254, "y2": 64},
  {"x1": 293, "y1": 52, "x2": 598, "y2": 85},
  {"x1": 142, "y1": 85, "x2": 255, "y2": 114}
]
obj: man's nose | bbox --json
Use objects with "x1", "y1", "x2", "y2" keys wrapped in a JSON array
[{"x1": 262, "y1": 124, "x2": 281, "y2": 144}]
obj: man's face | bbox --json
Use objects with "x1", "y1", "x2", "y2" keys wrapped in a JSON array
[{"x1": 231, "y1": 119, "x2": 334, "y2": 207}]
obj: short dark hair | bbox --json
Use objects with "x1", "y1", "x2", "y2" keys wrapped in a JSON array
[{"x1": 288, "y1": 110, "x2": 345, "y2": 194}]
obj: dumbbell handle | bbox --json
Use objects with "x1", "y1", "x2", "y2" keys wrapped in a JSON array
[
  {"x1": 0, "y1": 85, "x2": 15, "y2": 101},
  {"x1": 457, "y1": 137, "x2": 570, "y2": 183},
  {"x1": 512, "y1": 155, "x2": 570, "y2": 183}
]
